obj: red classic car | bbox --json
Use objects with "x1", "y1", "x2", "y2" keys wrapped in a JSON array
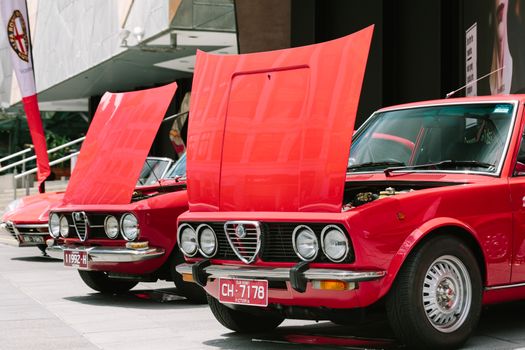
[
  {"x1": 0, "y1": 157, "x2": 174, "y2": 255},
  {"x1": 47, "y1": 83, "x2": 205, "y2": 303},
  {"x1": 175, "y1": 26, "x2": 525, "y2": 348}
]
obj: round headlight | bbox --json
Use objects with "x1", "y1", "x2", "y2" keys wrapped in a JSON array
[
  {"x1": 59, "y1": 215, "x2": 69, "y2": 237},
  {"x1": 120, "y1": 213, "x2": 139, "y2": 241},
  {"x1": 104, "y1": 215, "x2": 119, "y2": 239},
  {"x1": 178, "y1": 224, "x2": 198, "y2": 257},
  {"x1": 321, "y1": 225, "x2": 349, "y2": 262},
  {"x1": 49, "y1": 213, "x2": 60, "y2": 238},
  {"x1": 198, "y1": 224, "x2": 217, "y2": 258},
  {"x1": 292, "y1": 225, "x2": 319, "y2": 261}
]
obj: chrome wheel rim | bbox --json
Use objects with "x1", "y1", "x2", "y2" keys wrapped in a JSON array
[{"x1": 422, "y1": 255, "x2": 472, "y2": 333}]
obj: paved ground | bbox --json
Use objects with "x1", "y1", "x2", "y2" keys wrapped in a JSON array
[{"x1": 2, "y1": 241, "x2": 525, "y2": 350}]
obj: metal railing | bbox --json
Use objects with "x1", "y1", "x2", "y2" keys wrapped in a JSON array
[
  {"x1": 0, "y1": 110, "x2": 188, "y2": 199},
  {"x1": 0, "y1": 136, "x2": 85, "y2": 198}
]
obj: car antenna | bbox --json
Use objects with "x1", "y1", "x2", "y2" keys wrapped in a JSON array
[
  {"x1": 445, "y1": 66, "x2": 505, "y2": 99},
  {"x1": 162, "y1": 110, "x2": 188, "y2": 123}
]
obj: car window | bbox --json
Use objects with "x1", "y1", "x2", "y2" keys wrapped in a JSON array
[
  {"x1": 349, "y1": 103, "x2": 515, "y2": 174},
  {"x1": 165, "y1": 153, "x2": 186, "y2": 178}
]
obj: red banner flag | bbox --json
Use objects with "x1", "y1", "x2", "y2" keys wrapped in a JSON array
[{"x1": 1, "y1": 0, "x2": 50, "y2": 192}]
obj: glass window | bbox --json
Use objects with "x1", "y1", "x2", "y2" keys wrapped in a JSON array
[{"x1": 349, "y1": 103, "x2": 514, "y2": 174}]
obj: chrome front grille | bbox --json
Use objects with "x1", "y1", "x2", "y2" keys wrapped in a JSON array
[
  {"x1": 72, "y1": 212, "x2": 88, "y2": 241},
  {"x1": 224, "y1": 221, "x2": 261, "y2": 264}
]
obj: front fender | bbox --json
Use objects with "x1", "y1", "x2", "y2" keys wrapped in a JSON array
[{"x1": 379, "y1": 217, "x2": 481, "y2": 297}]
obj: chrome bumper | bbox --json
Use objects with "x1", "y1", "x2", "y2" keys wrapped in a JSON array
[
  {"x1": 0, "y1": 223, "x2": 13, "y2": 237},
  {"x1": 47, "y1": 244, "x2": 165, "y2": 263},
  {"x1": 176, "y1": 263, "x2": 386, "y2": 283}
]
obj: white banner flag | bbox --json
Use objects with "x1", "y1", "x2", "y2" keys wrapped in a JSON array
[
  {"x1": 1, "y1": 0, "x2": 36, "y2": 97},
  {"x1": 1, "y1": 0, "x2": 51, "y2": 191}
]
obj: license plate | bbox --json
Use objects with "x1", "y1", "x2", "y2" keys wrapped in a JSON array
[
  {"x1": 64, "y1": 250, "x2": 89, "y2": 269},
  {"x1": 19, "y1": 235, "x2": 44, "y2": 244},
  {"x1": 219, "y1": 278, "x2": 268, "y2": 307}
]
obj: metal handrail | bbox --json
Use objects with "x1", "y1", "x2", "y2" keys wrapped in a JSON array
[
  {"x1": 0, "y1": 146, "x2": 33, "y2": 163},
  {"x1": 14, "y1": 151, "x2": 80, "y2": 179},
  {"x1": 0, "y1": 136, "x2": 85, "y2": 173}
]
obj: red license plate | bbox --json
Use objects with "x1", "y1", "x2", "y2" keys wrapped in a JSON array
[
  {"x1": 219, "y1": 278, "x2": 268, "y2": 307},
  {"x1": 64, "y1": 250, "x2": 89, "y2": 269}
]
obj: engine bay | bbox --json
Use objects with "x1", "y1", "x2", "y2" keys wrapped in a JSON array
[{"x1": 342, "y1": 181, "x2": 459, "y2": 211}]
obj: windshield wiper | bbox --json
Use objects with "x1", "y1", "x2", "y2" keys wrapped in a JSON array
[
  {"x1": 348, "y1": 161, "x2": 405, "y2": 171},
  {"x1": 384, "y1": 160, "x2": 495, "y2": 176}
]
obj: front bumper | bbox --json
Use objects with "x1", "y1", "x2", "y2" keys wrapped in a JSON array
[
  {"x1": 0, "y1": 222, "x2": 48, "y2": 246},
  {"x1": 47, "y1": 244, "x2": 165, "y2": 263},
  {"x1": 0, "y1": 222, "x2": 14, "y2": 238},
  {"x1": 177, "y1": 262, "x2": 387, "y2": 309},
  {"x1": 176, "y1": 263, "x2": 385, "y2": 284}
]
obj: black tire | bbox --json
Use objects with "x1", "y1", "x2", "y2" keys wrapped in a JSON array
[
  {"x1": 207, "y1": 294, "x2": 284, "y2": 333},
  {"x1": 78, "y1": 270, "x2": 138, "y2": 294},
  {"x1": 386, "y1": 235, "x2": 482, "y2": 349},
  {"x1": 170, "y1": 248, "x2": 207, "y2": 304}
]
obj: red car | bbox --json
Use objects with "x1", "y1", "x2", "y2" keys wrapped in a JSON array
[
  {"x1": 175, "y1": 26, "x2": 525, "y2": 348},
  {"x1": 47, "y1": 83, "x2": 205, "y2": 303},
  {"x1": 0, "y1": 157, "x2": 174, "y2": 255}
]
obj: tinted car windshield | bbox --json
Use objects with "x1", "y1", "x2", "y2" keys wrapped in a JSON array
[
  {"x1": 349, "y1": 103, "x2": 515, "y2": 174},
  {"x1": 165, "y1": 153, "x2": 186, "y2": 178}
]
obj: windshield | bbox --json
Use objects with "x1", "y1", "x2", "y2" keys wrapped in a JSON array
[
  {"x1": 349, "y1": 103, "x2": 515, "y2": 174},
  {"x1": 137, "y1": 158, "x2": 173, "y2": 186},
  {"x1": 165, "y1": 153, "x2": 186, "y2": 179}
]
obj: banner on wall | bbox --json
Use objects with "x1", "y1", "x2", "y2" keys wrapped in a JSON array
[{"x1": 0, "y1": 0, "x2": 50, "y2": 192}]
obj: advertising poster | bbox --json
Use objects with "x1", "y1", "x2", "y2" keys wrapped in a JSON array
[{"x1": 465, "y1": 0, "x2": 525, "y2": 95}]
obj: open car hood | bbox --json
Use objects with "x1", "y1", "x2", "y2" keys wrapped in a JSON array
[
  {"x1": 187, "y1": 26, "x2": 372, "y2": 212},
  {"x1": 63, "y1": 83, "x2": 177, "y2": 205}
]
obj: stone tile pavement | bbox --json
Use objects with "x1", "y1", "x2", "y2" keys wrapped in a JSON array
[{"x1": 1, "y1": 242, "x2": 525, "y2": 349}]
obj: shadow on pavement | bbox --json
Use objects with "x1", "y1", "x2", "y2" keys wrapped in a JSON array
[
  {"x1": 63, "y1": 287, "x2": 209, "y2": 311},
  {"x1": 204, "y1": 321, "x2": 399, "y2": 350},
  {"x1": 202, "y1": 301, "x2": 525, "y2": 349},
  {"x1": 11, "y1": 255, "x2": 61, "y2": 263},
  {"x1": 62, "y1": 287, "x2": 525, "y2": 349}
]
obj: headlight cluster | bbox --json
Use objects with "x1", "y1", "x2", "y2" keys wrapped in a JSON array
[
  {"x1": 178, "y1": 224, "x2": 217, "y2": 258},
  {"x1": 49, "y1": 213, "x2": 72, "y2": 238},
  {"x1": 48, "y1": 212, "x2": 139, "y2": 241},
  {"x1": 293, "y1": 224, "x2": 350, "y2": 262}
]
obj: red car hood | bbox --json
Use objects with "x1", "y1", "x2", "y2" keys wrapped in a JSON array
[
  {"x1": 2, "y1": 192, "x2": 64, "y2": 224},
  {"x1": 63, "y1": 83, "x2": 178, "y2": 205},
  {"x1": 186, "y1": 26, "x2": 373, "y2": 212}
]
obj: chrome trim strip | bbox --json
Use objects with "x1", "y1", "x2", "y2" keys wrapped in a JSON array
[
  {"x1": 13, "y1": 224, "x2": 48, "y2": 229},
  {"x1": 176, "y1": 263, "x2": 386, "y2": 283},
  {"x1": 485, "y1": 282, "x2": 525, "y2": 291},
  {"x1": 47, "y1": 244, "x2": 165, "y2": 263}
]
